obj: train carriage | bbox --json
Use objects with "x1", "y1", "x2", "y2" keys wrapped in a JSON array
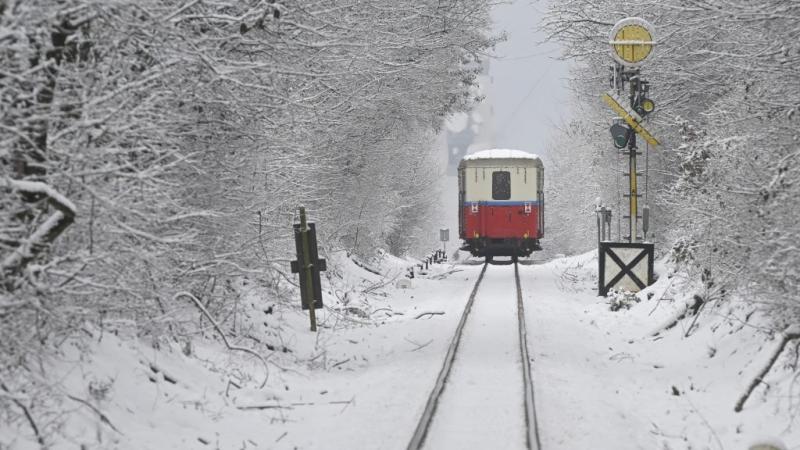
[{"x1": 458, "y1": 149, "x2": 544, "y2": 260}]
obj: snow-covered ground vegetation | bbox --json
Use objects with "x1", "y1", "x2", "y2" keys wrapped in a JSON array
[
  {"x1": 524, "y1": 253, "x2": 798, "y2": 449},
  {"x1": 0, "y1": 1, "x2": 496, "y2": 445},
  {"x1": 4, "y1": 247, "x2": 797, "y2": 448},
  {"x1": 0, "y1": 251, "x2": 482, "y2": 449},
  {"x1": 541, "y1": 2, "x2": 800, "y2": 338}
]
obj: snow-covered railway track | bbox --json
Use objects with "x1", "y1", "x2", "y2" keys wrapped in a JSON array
[{"x1": 407, "y1": 262, "x2": 541, "y2": 450}]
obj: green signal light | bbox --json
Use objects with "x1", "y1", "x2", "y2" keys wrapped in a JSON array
[{"x1": 610, "y1": 123, "x2": 630, "y2": 149}]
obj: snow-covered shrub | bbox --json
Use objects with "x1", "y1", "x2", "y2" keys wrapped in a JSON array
[{"x1": 606, "y1": 289, "x2": 640, "y2": 312}]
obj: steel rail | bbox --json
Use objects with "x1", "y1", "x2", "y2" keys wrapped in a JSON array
[
  {"x1": 515, "y1": 262, "x2": 542, "y2": 450},
  {"x1": 406, "y1": 262, "x2": 488, "y2": 450},
  {"x1": 407, "y1": 261, "x2": 541, "y2": 450}
]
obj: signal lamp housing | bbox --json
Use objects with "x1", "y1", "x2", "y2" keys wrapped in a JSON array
[
  {"x1": 610, "y1": 123, "x2": 631, "y2": 149},
  {"x1": 640, "y1": 98, "x2": 655, "y2": 114}
]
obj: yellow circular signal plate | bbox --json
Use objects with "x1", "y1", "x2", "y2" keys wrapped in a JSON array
[
  {"x1": 641, "y1": 98, "x2": 655, "y2": 113},
  {"x1": 609, "y1": 18, "x2": 655, "y2": 67}
]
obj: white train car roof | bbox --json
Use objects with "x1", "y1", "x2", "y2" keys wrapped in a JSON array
[{"x1": 458, "y1": 149, "x2": 543, "y2": 169}]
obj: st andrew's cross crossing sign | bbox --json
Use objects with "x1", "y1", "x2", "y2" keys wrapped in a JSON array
[{"x1": 598, "y1": 242, "x2": 654, "y2": 296}]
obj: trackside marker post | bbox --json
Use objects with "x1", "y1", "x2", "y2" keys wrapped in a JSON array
[
  {"x1": 300, "y1": 208, "x2": 316, "y2": 331},
  {"x1": 290, "y1": 206, "x2": 326, "y2": 331}
]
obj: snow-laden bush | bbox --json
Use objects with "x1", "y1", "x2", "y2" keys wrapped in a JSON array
[{"x1": 606, "y1": 289, "x2": 641, "y2": 312}]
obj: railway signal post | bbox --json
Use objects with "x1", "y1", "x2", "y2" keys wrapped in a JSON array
[
  {"x1": 603, "y1": 17, "x2": 659, "y2": 242},
  {"x1": 597, "y1": 17, "x2": 658, "y2": 296}
]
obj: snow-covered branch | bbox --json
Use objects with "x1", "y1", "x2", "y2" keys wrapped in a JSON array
[{"x1": 0, "y1": 178, "x2": 76, "y2": 278}]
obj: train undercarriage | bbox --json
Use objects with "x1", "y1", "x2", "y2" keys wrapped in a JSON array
[{"x1": 461, "y1": 237, "x2": 542, "y2": 260}]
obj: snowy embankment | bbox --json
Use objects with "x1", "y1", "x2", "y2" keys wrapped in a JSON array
[
  {"x1": 522, "y1": 252, "x2": 798, "y2": 449},
  {"x1": 3, "y1": 251, "x2": 797, "y2": 449},
  {"x1": 0, "y1": 252, "x2": 482, "y2": 449}
]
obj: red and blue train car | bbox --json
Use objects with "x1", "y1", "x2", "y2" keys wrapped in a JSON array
[{"x1": 458, "y1": 149, "x2": 544, "y2": 260}]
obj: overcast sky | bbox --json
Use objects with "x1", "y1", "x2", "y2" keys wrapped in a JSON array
[
  {"x1": 436, "y1": 1, "x2": 571, "y2": 235},
  {"x1": 487, "y1": 0, "x2": 571, "y2": 159}
]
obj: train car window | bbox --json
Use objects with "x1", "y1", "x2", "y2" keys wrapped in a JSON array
[{"x1": 492, "y1": 171, "x2": 511, "y2": 200}]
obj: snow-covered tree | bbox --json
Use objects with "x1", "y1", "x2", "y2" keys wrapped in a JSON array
[
  {"x1": 541, "y1": 0, "x2": 800, "y2": 323},
  {"x1": 0, "y1": 0, "x2": 496, "y2": 441}
]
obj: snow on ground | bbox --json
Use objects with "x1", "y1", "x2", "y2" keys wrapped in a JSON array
[
  {"x1": 1, "y1": 252, "x2": 483, "y2": 450},
  {"x1": 3, "y1": 251, "x2": 798, "y2": 449},
  {"x1": 424, "y1": 264, "x2": 526, "y2": 449},
  {"x1": 520, "y1": 252, "x2": 799, "y2": 450}
]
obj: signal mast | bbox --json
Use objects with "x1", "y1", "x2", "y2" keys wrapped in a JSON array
[{"x1": 596, "y1": 17, "x2": 659, "y2": 296}]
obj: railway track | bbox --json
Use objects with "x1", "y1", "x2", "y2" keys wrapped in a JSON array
[{"x1": 407, "y1": 261, "x2": 541, "y2": 450}]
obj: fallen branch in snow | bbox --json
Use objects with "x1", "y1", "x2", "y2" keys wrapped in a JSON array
[
  {"x1": 236, "y1": 404, "x2": 293, "y2": 410},
  {"x1": 735, "y1": 326, "x2": 800, "y2": 412},
  {"x1": 175, "y1": 291, "x2": 269, "y2": 388},
  {"x1": 271, "y1": 266, "x2": 299, "y2": 288},
  {"x1": 66, "y1": 394, "x2": 122, "y2": 434},
  {"x1": 289, "y1": 400, "x2": 353, "y2": 406},
  {"x1": 262, "y1": 398, "x2": 356, "y2": 414},
  {"x1": 337, "y1": 395, "x2": 356, "y2": 413},
  {"x1": 649, "y1": 295, "x2": 704, "y2": 337},
  {"x1": 414, "y1": 311, "x2": 444, "y2": 319},
  {"x1": 362, "y1": 273, "x2": 400, "y2": 294},
  {"x1": 684, "y1": 296, "x2": 707, "y2": 338},
  {"x1": 371, "y1": 307, "x2": 395, "y2": 316},
  {"x1": 225, "y1": 379, "x2": 241, "y2": 397},
  {"x1": 685, "y1": 396, "x2": 723, "y2": 450},
  {"x1": 325, "y1": 307, "x2": 373, "y2": 325},
  {"x1": 429, "y1": 268, "x2": 463, "y2": 280},
  {"x1": 0, "y1": 379, "x2": 44, "y2": 446},
  {"x1": 649, "y1": 422, "x2": 686, "y2": 440},
  {"x1": 331, "y1": 358, "x2": 350, "y2": 368},
  {"x1": 650, "y1": 307, "x2": 687, "y2": 337},
  {"x1": 351, "y1": 258, "x2": 382, "y2": 276},
  {"x1": 147, "y1": 362, "x2": 178, "y2": 384},
  {"x1": 344, "y1": 306, "x2": 369, "y2": 319},
  {"x1": 404, "y1": 338, "x2": 433, "y2": 352},
  {"x1": 647, "y1": 278, "x2": 676, "y2": 316}
]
